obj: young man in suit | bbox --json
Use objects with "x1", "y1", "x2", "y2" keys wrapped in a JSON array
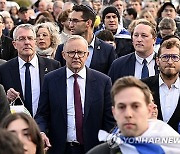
[
  {"x1": 55, "y1": 4, "x2": 115, "y2": 75},
  {"x1": 0, "y1": 24, "x2": 60, "y2": 117},
  {"x1": 35, "y1": 35, "x2": 115, "y2": 154},
  {"x1": 143, "y1": 39, "x2": 180, "y2": 132},
  {"x1": 87, "y1": 76, "x2": 180, "y2": 154},
  {"x1": 108, "y1": 19, "x2": 159, "y2": 84}
]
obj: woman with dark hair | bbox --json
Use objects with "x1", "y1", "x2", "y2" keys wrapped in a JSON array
[{"x1": 1, "y1": 113, "x2": 44, "y2": 154}]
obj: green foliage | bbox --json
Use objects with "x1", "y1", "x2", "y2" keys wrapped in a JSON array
[{"x1": 12, "y1": 0, "x2": 32, "y2": 7}]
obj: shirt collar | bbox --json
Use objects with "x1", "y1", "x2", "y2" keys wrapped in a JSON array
[
  {"x1": 135, "y1": 52, "x2": 155, "y2": 65},
  {"x1": 18, "y1": 54, "x2": 38, "y2": 69},
  {"x1": 159, "y1": 74, "x2": 180, "y2": 89},
  {"x1": 89, "y1": 35, "x2": 95, "y2": 48},
  {"x1": 66, "y1": 66, "x2": 86, "y2": 79}
]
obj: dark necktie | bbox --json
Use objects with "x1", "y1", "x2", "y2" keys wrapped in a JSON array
[
  {"x1": 73, "y1": 74, "x2": 83, "y2": 144},
  {"x1": 141, "y1": 59, "x2": 149, "y2": 79},
  {"x1": 24, "y1": 63, "x2": 32, "y2": 116}
]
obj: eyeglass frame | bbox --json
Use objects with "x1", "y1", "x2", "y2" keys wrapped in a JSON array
[
  {"x1": 159, "y1": 54, "x2": 180, "y2": 62},
  {"x1": 15, "y1": 36, "x2": 36, "y2": 42},
  {"x1": 66, "y1": 50, "x2": 88, "y2": 58},
  {"x1": 68, "y1": 18, "x2": 88, "y2": 25}
]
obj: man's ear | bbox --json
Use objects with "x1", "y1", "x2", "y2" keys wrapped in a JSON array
[
  {"x1": 147, "y1": 103, "x2": 153, "y2": 118},
  {"x1": 86, "y1": 19, "x2": 92, "y2": 28},
  {"x1": 156, "y1": 57, "x2": 160, "y2": 67},
  {"x1": 62, "y1": 51, "x2": 66, "y2": 60}
]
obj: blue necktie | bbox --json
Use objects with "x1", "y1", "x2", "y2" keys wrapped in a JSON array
[
  {"x1": 141, "y1": 59, "x2": 149, "y2": 79},
  {"x1": 73, "y1": 74, "x2": 83, "y2": 144},
  {"x1": 24, "y1": 63, "x2": 32, "y2": 116}
]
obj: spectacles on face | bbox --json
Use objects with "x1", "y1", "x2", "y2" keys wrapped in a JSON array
[
  {"x1": 68, "y1": 18, "x2": 87, "y2": 25},
  {"x1": 15, "y1": 36, "x2": 35, "y2": 42},
  {"x1": 66, "y1": 51, "x2": 87, "y2": 58},
  {"x1": 159, "y1": 54, "x2": 180, "y2": 62}
]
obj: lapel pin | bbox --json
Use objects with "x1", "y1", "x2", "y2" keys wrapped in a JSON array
[
  {"x1": 97, "y1": 46, "x2": 100, "y2": 50},
  {"x1": 45, "y1": 68, "x2": 48, "y2": 72}
]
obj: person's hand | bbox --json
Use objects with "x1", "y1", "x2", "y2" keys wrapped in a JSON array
[
  {"x1": 7, "y1": 88, "x2": 20, "y2": 103},
  {"x1": 40, "y1": 132, "x2": 52, "y2": 151}
]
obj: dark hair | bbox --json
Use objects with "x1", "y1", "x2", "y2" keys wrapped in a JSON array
[
  {"x1": 35, "y1": 11, "x2": 55, "y2": 24},
  {"x1": 158, "y1": 40, "x2": 180, "y2": 57},
  {"x1": 160, "y1": 34, "x2": 180, "y2": 45},
  {"x1": 0, "y1": 128, "x2": 24, "y2": 154},
  {"x1": 58, "y1": 9, "x2": 72, "y2": 30},
  {"x1": 111, "y1": 76, "x2": 151, "y2": 106},
  {"x1": 126, "y1": 8, "x2": 137, "y2": 19},
  {"x1": 1, "y1": 113, "x2": 44, "y2": 154},
  {"x1": 72, "y1": 4, "x2": 96, "y2": 28},
  {"x1": 96, "y1": 29, "x2": 115, "y2": 42},
  {"x1": 157, "y1": 2, "x2": 176, "y2": 19},
  {"x1": 108, "y1": 0, "x2": 124, "y2": 5}
]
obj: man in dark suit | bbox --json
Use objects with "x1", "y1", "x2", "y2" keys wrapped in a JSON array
[
  {"x1": 55, "y1": 4, "x2": 115, "y2": 75},
  {"x1": 0, "y1": 24, "x2": 60, "y2": 117},
  {"x1": 0, "y1": 84, "x2": 10, "y2": 123},
  {"x1": 35, "y1": 35, "x2": 115, "y2": 154},
  {"x1": 108, "y1": 19, "x2": 159, "y2": 84},
  {"x1": 143, "y1": 39, "x2": 180, "y2": 132}
]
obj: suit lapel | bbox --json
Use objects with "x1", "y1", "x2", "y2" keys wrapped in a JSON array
[
  {"x1": 168, "y1": 97, "x2": 180, "y2": 124},
  {"x1": 10, "y1": 58, "x2": 24, "y2": 99},
  {"x1": 151, "y1": 76, "x2": 163, "y2": 120},
  {"x1": 84, "y1": 68, "x2": 96, "y2": 123},
  {"x1": 89, "y1": 37, "x2": 101, "y2": 68},
  {"x1": 38, "y1": 56, "x2": 47, "y2": 90},
  {"x1": 128, "y1": 53, "x2": 136, "y2": 76},
  {"x1": 55, "y1": 67, "x2": 67, "y2": 121}
]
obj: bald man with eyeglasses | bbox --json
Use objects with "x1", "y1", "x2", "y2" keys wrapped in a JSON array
[
  {"x1": 142, "y1": 39, "x2": 180, "y2": 132},
  {"x1": 35, "y1": 35, "x2": 115, "y2": 154}
]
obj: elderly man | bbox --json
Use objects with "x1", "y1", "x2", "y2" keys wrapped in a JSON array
[
  {"x1": 87, "y1": 76, "x2": 180, "y2": 154},
  {"x1": 0, "y1": 24, "x2": 60, "y2": 117},
  {"x1": 35, "y1": 35, "x2": 115, "y2": 154}
]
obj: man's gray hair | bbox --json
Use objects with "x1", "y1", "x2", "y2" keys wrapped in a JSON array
[{"x1": 13, "y1": 24, "x2": 36, "y2": 40}]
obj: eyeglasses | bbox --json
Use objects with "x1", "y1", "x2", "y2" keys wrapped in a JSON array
[
  {"x1": 15, "y1": 36, "x2": 35, "y2": 42},
  {"x1": 66, "y1": 51, "x2": 87, "y2": 58},
  {"x1": 68, "y1": 18, "x2": 87, "y2": 24},
  {"x1": 159, "y1": 54, "x2": 180, "y2": 62}
]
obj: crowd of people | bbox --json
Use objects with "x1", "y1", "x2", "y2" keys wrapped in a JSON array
[{"x1": 0, "y1": 0, "x2": 180, "y2": 153}]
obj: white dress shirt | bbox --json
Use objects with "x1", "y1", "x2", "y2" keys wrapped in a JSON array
[
  {"x1": 66, "y1": 66, "x2": 86, "y2": 142},
  {"x1": 86, "y1": 35, "x2": 95, "y2": 67},
  {"x1": 159, "y1": 75, "x2": 180, "y2": 123},
  {"x1": 135, "y1": 52, "x2": 156, "y2": 79},
  {"x1": 18, "y1": 55, "x2": 40, "y2": 117}
]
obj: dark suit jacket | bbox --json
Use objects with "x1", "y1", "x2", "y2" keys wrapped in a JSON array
[
  {"x1": 86, "y1": 142, "x2": 122, "y2": 154},
  {"x1": 54, "y1": 37, "x2": 116, "y2": 75},
  {"x1": 0, "y1": 56, "x2": 60, "y2": 110},
  {"x1": 0, "y1": 34, "x2": 17, "y2": 61},
  {"x1": 0, "y1": 84, "x2": 10, "y2": 123},
  {"x1": 108, "y1": 52, "x2": 159, "y2": 84},
  {"x1": 142, "y1": 75, "x2": 180, "y2": 132},
  {"x1": 35, "y1": 66, "x2": 115, "y2": 154}
]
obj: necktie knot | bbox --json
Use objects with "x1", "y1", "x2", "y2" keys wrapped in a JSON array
[
  {"x1": 25, "y1": 62, "x2": 31, "y2": 68},
  {"x1": 143, "y1": 59, "x2": 147, "y2": 65},
  {"x1": 73, "y1": 74, "x2": 78, "y2": 80}
]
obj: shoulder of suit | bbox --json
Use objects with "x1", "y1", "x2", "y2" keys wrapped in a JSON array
[
  {"x1": 113, "y1": 52, "x2": 135, "y2": 65},
  {"x1": 88, "y1": 67, "x2": 110, "y2": 79}
]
